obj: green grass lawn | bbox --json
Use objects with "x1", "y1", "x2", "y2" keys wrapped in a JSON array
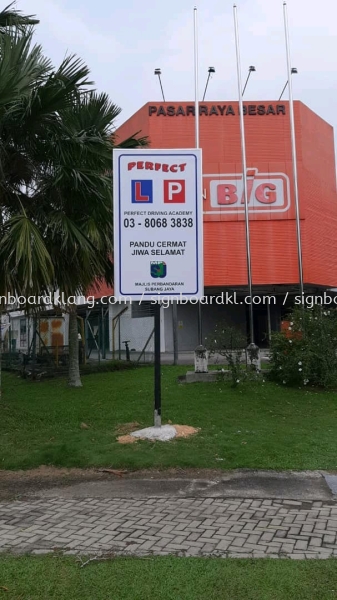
[
  {"x1": 0, "y1": 556, "x2": 336, "y2": 599},
  {"x1": 1, "y1": 367, "x2": 337, "y2": 471}
]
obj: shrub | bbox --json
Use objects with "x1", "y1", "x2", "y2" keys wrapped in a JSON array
[
  {"x1": 205, "y1": 322, "x2": 247, "y2": 387},
  {"x1": 270, "y1": 305, "x2": 337, "y2": 389},
  {"x1": 12, "y1": 359, "x2": 141, "y2": 380},
  {"x1": 80, "y1": 360, "x2": 141, "y2": 376}
]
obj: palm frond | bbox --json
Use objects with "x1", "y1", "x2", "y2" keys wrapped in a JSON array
[
  {"x1": 0, "y1": 213, "x2": 54, "y2": 295},
  {"x1": 21, "y1": 54, "x2": 92, "y2": 128},
  {"x1": 61, "y1": 91, "x2": 121, "y2": 137},
  {"x1": 115, "y1": 131, "x2": 149, "y2": 148},
  {"x1": 0, "y1": 30, "x2": 51, "y2": 106},
  {"x1": 0, "y1": 2, "x2": 39, "y2": 32},
  {"x1": 55, "y1": 54, "x2": 92, "y2": 91}
]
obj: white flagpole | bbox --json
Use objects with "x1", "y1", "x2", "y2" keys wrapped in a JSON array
[
  {"x1": 283, "y1": 2, "x2": 304, "y2": 297},
  {"x1": 233, "y1": 4, "x2": 254, "y2": 344},
  {"x1": 194, "y1": 7, "x2": 200, "y2": 149},
  {"x1": 194, "y1": 6, "x2": 202, "y2": 345}
]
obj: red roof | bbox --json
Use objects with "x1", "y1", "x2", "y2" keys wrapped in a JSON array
[{"x1": 86, "y1": 282, "x2": 114, "y2": 299}]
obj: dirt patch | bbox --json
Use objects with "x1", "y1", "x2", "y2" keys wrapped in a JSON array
[
  {"x1": 0, "y1": 466, "x2": 85, "y2": 481},
  {"x1": 117, "y1": 435, "x2": 138, "y2": 444},
  {"x1": 0, "y1": 466, "x2": 108, "y2": 501},
  {"x1": 117, "y1": 424, "x2": 199, "y2": 444},
  {"x1": 115, "y1": 422, "x2": 141, "y2": 436},
  {"x1": 174, "y1": 425, "x2": 199, "y2": 438}
]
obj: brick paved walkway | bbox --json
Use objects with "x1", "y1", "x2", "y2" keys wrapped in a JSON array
[{"x1": 1, "y1": 497, "x2": 337, "y2": 559}]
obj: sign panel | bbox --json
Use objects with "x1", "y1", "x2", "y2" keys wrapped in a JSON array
[
  {"x1": 203, "y1": 168, "x2": 291, "y2": 216},
  {"x1": 113, "y1": 149, "x2": 203, "y2": 299}
]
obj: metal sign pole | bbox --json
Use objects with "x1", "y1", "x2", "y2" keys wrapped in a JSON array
[
  {"x1": 172, "y1": 301, "x2": 178, "y2": 365},
  {"x1": 154, "y1": 302, "x2": 161, "y2": 427}
]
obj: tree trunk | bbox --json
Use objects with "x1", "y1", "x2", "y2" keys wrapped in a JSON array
[
  {"x1": 0, "y1": 317, "x2": 2, "y2": 401},
  {"x1": 68, "y1": 308, "x2": 82, "y2": 387},
  {"x1": 31, "y1": 316, "x2": 37, "y2": 379}
]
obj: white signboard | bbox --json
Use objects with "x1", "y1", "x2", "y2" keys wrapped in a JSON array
[{"x1": 113, "y1": 149, "x2": 203, "y2": 300}]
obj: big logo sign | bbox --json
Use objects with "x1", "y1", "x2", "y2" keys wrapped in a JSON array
[{"x1": 204, "y1": 168, "x2": 290, "y2": 214}]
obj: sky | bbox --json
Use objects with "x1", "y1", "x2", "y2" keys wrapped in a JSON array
[{"x1": 21, "y1": 0, "x2": 337, "y2": 148}]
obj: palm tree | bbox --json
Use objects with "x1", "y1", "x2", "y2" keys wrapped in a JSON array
[
  {"x1": 0, "y1": 26, "x2": 53, "y2": 297},
  {"x1": 0, "y1": 9, "x2": 147, "y2": 387},
  {"x1": 0, "y1": 36, "x2": 94, "y2": 300},
  {"x1": 39, "y1": 93, "x2": 147, "y2": 386},
  {"x1": 0, "y1": 9, "x2": 50, "y2": 397}
]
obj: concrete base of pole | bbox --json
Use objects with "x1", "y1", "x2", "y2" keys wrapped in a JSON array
[
  {"x1": 154, "y1": 411, "x2": 161, "y2": 428},
  {"x1": 131, "y1": 425, "x2": 176, "y2": 442}
]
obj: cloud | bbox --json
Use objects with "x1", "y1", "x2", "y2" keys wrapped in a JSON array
[
  {"x1": 23, "y1": 0, "x2": 122, "y2": 63},
  {"x1": 151, "y1": 0, "x2": 337, "y2": 120},
  {"x1": 18, "y1": 0, "x2": 337, "y2": 145}
]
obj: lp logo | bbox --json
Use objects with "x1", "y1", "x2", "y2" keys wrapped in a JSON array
[
  {"x1": 164, "y1": 180, "x2": 185, "y2": 203},
  {"x1": 131, "y1": 180, "x2": 153, "y2": 203}
]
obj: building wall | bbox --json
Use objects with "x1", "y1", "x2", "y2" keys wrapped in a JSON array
[
  {"x1": 109, "y1": 302, "x2": 165, "y2": 354},
  {"x1": 298, "y1": 103, "x2": 337, "y2": 286},
  {"x1": 5, "y1": 312, "x2": 68, "y2": 353},
  {"x1": 39, "y1": 316, "x2": 66, "y2": 348},
  {"x1": 115, "y1": 100, "x2": 337, "y2": 289},
  {"x1": 163, "y1": 300, "x2": 247, "y2": 353}
]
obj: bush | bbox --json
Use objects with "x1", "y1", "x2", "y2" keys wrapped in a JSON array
[
  {"x1": 270, "y1": 305, "x2": 337, "y2": 389},
  {"x1": 17, "y1": 360, "x2": 142, "y2": 380},
  {"x1": 80, "y1": 360, "x2": 141, "y2": 376},
  {"x1": 205, "y1": 322, "x2": 247, "y2": 387}
]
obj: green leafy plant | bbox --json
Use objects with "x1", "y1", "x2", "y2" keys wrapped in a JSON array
[
  {"x1": 205, "y1": 322, "x2": 247, "y2": 387},
  {"x1": 270, "y1": 305, "x2": 337, "y2": 389},
  {"x1": 80, "y1": 360, "x2": 141, "y2": 376}
]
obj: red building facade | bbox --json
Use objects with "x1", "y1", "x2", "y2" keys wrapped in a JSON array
[{"x1": 115, "y1": 100, "x2": 337, "y2": 292}]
